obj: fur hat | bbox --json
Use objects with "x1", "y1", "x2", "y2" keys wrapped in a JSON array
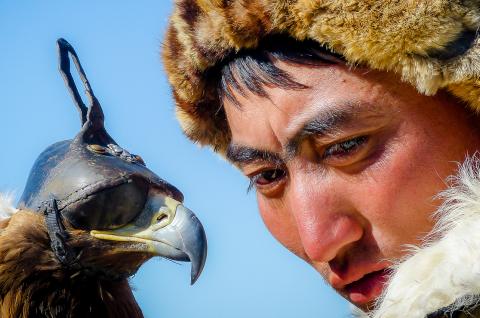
[{"x1": 162, "y1": 0, "x2": 480, "y2": 153}]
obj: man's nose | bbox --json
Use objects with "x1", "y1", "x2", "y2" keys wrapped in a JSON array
[{"x1": 288, "y1": 174, "x2": 364, "y2": 263}]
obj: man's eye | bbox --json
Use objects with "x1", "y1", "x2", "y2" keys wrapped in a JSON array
[
  {"x1": 322, "y1": 136, "x2": 368, "y2": 159},
  {"x1": 248, "y1": 169, "x2": 286, "y2": 192}
]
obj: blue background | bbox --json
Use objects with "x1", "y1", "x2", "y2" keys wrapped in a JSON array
[{"x1": 0, "y1": 2, "x2": 350, "y2": 317}]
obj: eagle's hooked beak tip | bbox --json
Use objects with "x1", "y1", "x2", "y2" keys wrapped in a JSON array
[{"x1": 170, "y1": 204, "x2": 207, "y2": 285}]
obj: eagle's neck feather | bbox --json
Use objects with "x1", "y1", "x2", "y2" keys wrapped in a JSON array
[{"x1": 0, "y1": 211, "x2": 143, "y2": 318}]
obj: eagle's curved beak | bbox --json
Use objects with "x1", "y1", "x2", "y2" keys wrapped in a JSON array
[{"x1": 90, "y1": 190, "x2": 207, "y2": 284}]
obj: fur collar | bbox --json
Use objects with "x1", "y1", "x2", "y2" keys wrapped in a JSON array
[{"x1": 354, "y1": 156, "x2": 480, "y2": 317}]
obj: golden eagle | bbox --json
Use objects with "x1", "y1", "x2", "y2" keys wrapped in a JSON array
[{"x1": 0, "y1": 39, "x2": 207, "y2": 318}]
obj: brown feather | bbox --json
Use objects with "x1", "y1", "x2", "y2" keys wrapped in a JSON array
[{"x1": 0, "y1": 211, "x2": 151, "y2": 318}]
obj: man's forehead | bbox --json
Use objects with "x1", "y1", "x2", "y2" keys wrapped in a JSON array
[
  {"x1": 287, "y1": 100, "x2": 389, "y2": 134},
  {"x1": 227, "y1": 101, "x2": 390, "y2": 165},
  {"x1": 287, "y1": 100, "x2": 360, "y2": 136},
  {"x1": 223, "y1": 62, "x2": 399, "y2": 164}
]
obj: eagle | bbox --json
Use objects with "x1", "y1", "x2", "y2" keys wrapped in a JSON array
[{"x1": 0, "y1": 39, "x2": 207, "y2": 318}]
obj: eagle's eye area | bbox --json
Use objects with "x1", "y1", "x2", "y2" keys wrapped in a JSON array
[{"x1": 62, "y1": 176, "x2": 149, "y2": 230}]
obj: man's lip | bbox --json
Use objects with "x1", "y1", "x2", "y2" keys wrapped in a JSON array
[
  {"x1": 344, "y1": 268, "x2": 390, "y2": 305},
  {"x1": 328, "y1": 261, "x2": 391, "y2": 305},
  {"x1": 329, "y1": 261, "x2": 390, "y2": 289}
]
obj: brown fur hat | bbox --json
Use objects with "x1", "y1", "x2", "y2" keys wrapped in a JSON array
[{"x1": 162, "y1": 0, "x2": 480, "y2": 153}]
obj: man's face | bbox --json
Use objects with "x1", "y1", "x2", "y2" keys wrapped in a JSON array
[{"x1": 222, "y1": 61, "x2": 480, "y2": 310}]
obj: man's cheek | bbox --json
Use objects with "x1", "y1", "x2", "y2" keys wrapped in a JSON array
[
  {"x1": 257, "y1": 196, "x2": 308, "y2": 260},
  {"x1": 356, "y1": 146, "x2": 438, "y2": 247}
]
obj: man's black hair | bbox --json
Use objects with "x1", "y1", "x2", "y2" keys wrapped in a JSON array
[{"x1": 217, "y1": 35, "x2": 345, "y2": 107}]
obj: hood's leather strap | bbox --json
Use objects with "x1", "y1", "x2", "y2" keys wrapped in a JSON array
[
  {"x1": 42, "y1": 198, "x2": 79, "y2": 268},
  {"x1": 41, "y1": 198, "x2": 130, "y2": 281}
]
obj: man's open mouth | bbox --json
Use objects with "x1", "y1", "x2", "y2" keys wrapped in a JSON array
[{"x1": 344, "y1": 268, "x2": 390, "y2": 305}]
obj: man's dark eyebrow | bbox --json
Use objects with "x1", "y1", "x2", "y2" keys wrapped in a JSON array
[
  {"x1": 285, "y1": 108, "x2": 354, "y2": 158},
  {"x1": 226, "y1": 144, "x2": 283, "y2": 165}
]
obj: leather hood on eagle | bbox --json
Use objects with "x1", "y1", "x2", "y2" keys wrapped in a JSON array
[{"x1": 18, "y1": 39, "x2": 183, "y2": 231}]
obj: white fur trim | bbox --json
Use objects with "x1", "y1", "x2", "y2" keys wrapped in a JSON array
[
  {"x1": 368, "y1": 155, "x2": 480, "y2": 317},
  {"x1": 0, "y1": 193, "x2": 17, "y2": 221}
]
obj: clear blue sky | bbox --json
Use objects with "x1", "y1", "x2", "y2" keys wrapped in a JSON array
[{"x1": 0, "y1": 2, "x2": 350, "y2": 317}]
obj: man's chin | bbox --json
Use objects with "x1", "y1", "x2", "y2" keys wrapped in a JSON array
[
  {"x1": 338, "y1": 291, "x2": 377, "y2": 313},
  {"x1": 351, "y1": 298, "x2": 377, "y2": 313}
]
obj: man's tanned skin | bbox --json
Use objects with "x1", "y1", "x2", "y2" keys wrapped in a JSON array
[{"x1": 222, "y1": 61, "x2": 480, "y2": 310}]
